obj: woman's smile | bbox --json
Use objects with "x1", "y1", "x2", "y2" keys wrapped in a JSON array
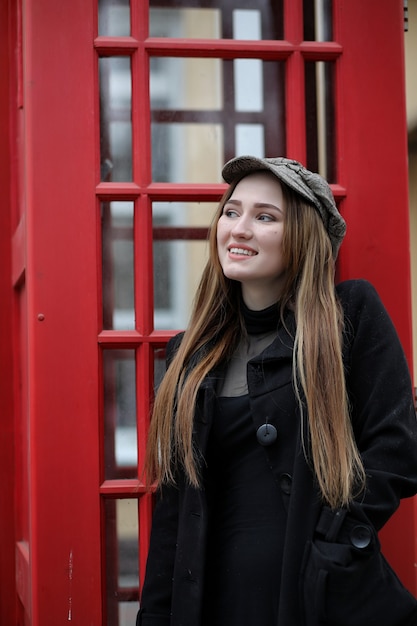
[{"x1": 227, "y1": 244, "x2": 258, "y2": 257}]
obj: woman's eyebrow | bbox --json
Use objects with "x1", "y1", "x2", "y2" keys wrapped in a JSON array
[
  {"x1": 254, "y1": 202, "x2": 284, "y2": 214},
  {"x1": 226, "y1": 199, "x2": 284, "y2": 214}
]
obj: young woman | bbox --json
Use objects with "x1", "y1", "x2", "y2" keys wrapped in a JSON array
[{"x1": 137, "y1": 156, "x2": 417, "y2": 626}]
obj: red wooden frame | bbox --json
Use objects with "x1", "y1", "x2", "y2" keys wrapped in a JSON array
[
  {"x1": 10, "y1": 0, "x2": 103, "y2": 623},
  {"x1": 335, "y1": 0, "x2": 416, "y2": 590},
  {"x1": 0, "y1": 1, "x2": 17, "y2": 624}
]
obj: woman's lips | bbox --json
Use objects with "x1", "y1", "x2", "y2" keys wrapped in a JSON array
[{"x1": 228, "y1": 246, "x2": 257, "y2": 256}]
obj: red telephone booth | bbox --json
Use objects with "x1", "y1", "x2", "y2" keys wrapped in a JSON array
[{"x1": 0, "y1": 1, "x2": 415, "y2": 624}]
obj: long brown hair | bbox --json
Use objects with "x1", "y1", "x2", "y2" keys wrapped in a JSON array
[{"x1": 145, "y1": 177, "x2": 365, "y2": 508}]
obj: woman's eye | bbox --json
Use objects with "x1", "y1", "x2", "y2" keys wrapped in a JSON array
[
  {"x1": 224, "y1": 209, "x2": 239, "y2": 218},
  {"x1": 258, "y1": 214, "x2": 275, "y2": 222}
]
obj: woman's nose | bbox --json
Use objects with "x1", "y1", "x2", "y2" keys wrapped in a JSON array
[{"x1": 231, "y1": 215, "x2": 252, "y2": 238}]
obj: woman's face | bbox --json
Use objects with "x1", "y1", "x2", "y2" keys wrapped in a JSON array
[{"x1": 216, "y1": 171, "x2": 287, "y2": 310}]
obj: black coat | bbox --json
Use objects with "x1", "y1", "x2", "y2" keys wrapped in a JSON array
[{"x1": 137, "y1": 280, "x2": 417, "y2": 626}]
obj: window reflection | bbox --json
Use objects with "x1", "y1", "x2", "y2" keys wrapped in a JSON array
[
  {"x1": 235, "y1": 124, "x2": 265, "y2": 158},
  {"x1": 233, "y1": 9, "x2": 262, "y2": 40},
  {"x1": 149, "y1": 2, "x2": 283, "y2": 40},
  {"x1": 305, "y1": 61, "x2": 335, "y2": 181},
  {"x1": 303, "y1": 0, "x2": 333, "y2": 41},
  {"x1": 152, "y1": 122, "x2": 224, "y2": 183},
  {"x1": 150, "y1": 57, "x2": 222, "y2": 111},
  {"x1": 153, "y1": 201, "x2": 217, "y2": 330},
  {"x1": 99, "y1": 57, "x2": 133, "y2": 182},
  {"x1": 150, "y1": 57, "x2": 285, "y2": 182},
  {"x1": 103, "y1": 350, "x2": 137, "y2": 479},
  {"x1": 101, "y1": 202, "x2": 134, "y2": 331},
  {"x1": 150, "y1": 7, "x2": 221, "y2": 38},
  {"x1": 104, "y1": 498, "x2": 139, "y2": 626},
  {"x1": 234, "y1": 59, "x2": 263, "y2": 111},
  {"x1": 98, "y1": 0, "x2": 130, "y2": 37}
]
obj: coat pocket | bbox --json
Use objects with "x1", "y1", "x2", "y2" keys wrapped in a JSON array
[{"x1": 301, "y1": 537, "x2": 417, "y2": 626}]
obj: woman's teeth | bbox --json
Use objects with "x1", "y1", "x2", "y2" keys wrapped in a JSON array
[{"x1": 229, "y1": 247, "x2": 256, "y2": 256}]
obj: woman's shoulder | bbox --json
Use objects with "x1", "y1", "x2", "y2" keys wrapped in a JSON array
[
  {"x1": 166, "y1": 332, "x2": 185, "y2": 365},
  {"x1": 336, "y1": 279, "x2": 398, "y2": 342},
  {"x1": 336, "y1": 278, "x2": 383, "y2": 313}
]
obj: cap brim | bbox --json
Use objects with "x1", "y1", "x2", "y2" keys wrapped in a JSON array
[
  {"x1": 222, "y1": 156, "x2": 274, "y2": 184},
  {"x1": 222, "y1": 155, "x2": 318, "y2": 208}
]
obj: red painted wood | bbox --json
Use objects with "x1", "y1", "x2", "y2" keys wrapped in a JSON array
[
  {"x1": 0, "y1": 2, "x2": 18, "y2": 624},
  {"x1": 135, "y1": 196, "x2": 154, "y2": 335},
  {"x1": 143, "y1": 38, "x2": 294, "y2": 59},
  {"x1": 335, "y1": 0, "x2": 416, "y2": 593},
  {"x1": 21, "y1": 0, "x2": 102, "y2": 622},
  {"x1": 284, "y1": 0, "x2": 307, "y2": 163},
  {"x1": 98, "y1": 330, "x2": 176, "y2": 346}
]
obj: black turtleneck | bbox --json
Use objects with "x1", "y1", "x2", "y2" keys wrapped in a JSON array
[{"x1": 241, "y1": 300, "x2": 280, "y2": 335}]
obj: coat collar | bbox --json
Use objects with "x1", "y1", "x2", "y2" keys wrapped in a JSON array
[
  {"x1": 195, "y1": 311, "x2": 295, "y2": 396},
  {"x1": 199, "y1": 310, "x2": 294, "y2": 380}
]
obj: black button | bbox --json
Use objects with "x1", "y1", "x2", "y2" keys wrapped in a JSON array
[
  {"x1": 256, "y1": 423, "x2": 277, "y2": 446},
  {"x1": 279, "y1": 473, "x2": 292, "y2": 495},
  {"x1": 350, "y1": 525, "x2": 372, "y2": 549}
]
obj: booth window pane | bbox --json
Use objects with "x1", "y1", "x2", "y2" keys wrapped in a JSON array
[
  {"x1": 303, "y1": 0, "x2": 333, "y2": 41},
  {"x1": 150, "y1": 57, "x2": 222, "y2": 111},
  {"x1": 149, "y1": 2, "x2": 283, "y2": 40},
  {"x1": 104, "y1": 498, "x2": 139, "y2": 626},
  {"x1": 234, "y1": 59, "x2": 263, "y2": 111},
  {"x1": 153, "y1": 201, "x2": 217, "y2": 331},
  {"x1": 152, "y1": 122, "x2": 224, "y2": 184},
  {"x1": 305, "y1": 61, "x2": 336, "y2": 182},
  {"x1": 103, "y1": 350, "x2": 137, "y2": 480},
  {"x1": 101, "y1": 202, "x2": 135, "y2": 331},
  {"x1": 98, "y1": 0, "x2": 130, "y2": 37},
  {"x1": 150, "y1": 7, "x2": 220, "y2": 39},
  {"x1": 150, "y1": 58, "x2": 285, "y2": 183},
  {"x1": 99, "y1": 56, "x2": 133, "y2": 182},
  {"x1": 235, "y1": 124, "x2": 265, "y2": 157}
]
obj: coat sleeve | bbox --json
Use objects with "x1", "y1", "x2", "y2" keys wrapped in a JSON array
[
  {"x1": 339, "y1": 279, "x2": 417, "y2": 530},
  {"x1": 137, "y1": 333, "x2": 185, "y2": 625}
]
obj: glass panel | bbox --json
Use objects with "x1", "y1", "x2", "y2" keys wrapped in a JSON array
[
  {"x1": 149, "y1": 2, "x2": 284, "y2": 40},
  {"x1": 233, "y1": 9, "x2": 262, "y2": 40},
  {"x1": 101, "y1": 202, "x2": 134, "y2": 330},
  {"x1": 150, "y1": 58, "x2": 285, "y2": 183},
  {"x1": 154, "y1": 346, "x2": 167, "y2": 392},
  {"x1": 234, "y1": 59, "x2": 263, "y2": 111},
  {"x1": 150, "y1": 57, "x2": 222, "y2": 111},
  {"x1": 235, "y1": 124, "x2": 265, "y2": 157},
  {"x1": 99, "y1": 57, "x2": 133, "y2": 181},
  {"x1": 104, "y1": 498, "x2": 139, "y2": 626},
  {"x1": 305, "y1": 61, "x2": 335, "y2": 181},
  {"x1": 103, "y1": 350, "x2": 137, "y2": 480},
  {"x1": 98, "y1": 0, "x2": 130, "y2": 37},
  {"x1": 153, "y1": 201, "x2": 218, "y2": 330},
  {"x1": 303, "y1": 0, "x2": 333, "y2": 41},
  {"x1": 152, "y1": 123, "x2": 224, "y2": 183},
  {"x1": 118, "y1": 602, "x2": 139, "y2": 625},
  {"x1": 150, "y1": 7, "x2": 221, "y2": 38}
]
